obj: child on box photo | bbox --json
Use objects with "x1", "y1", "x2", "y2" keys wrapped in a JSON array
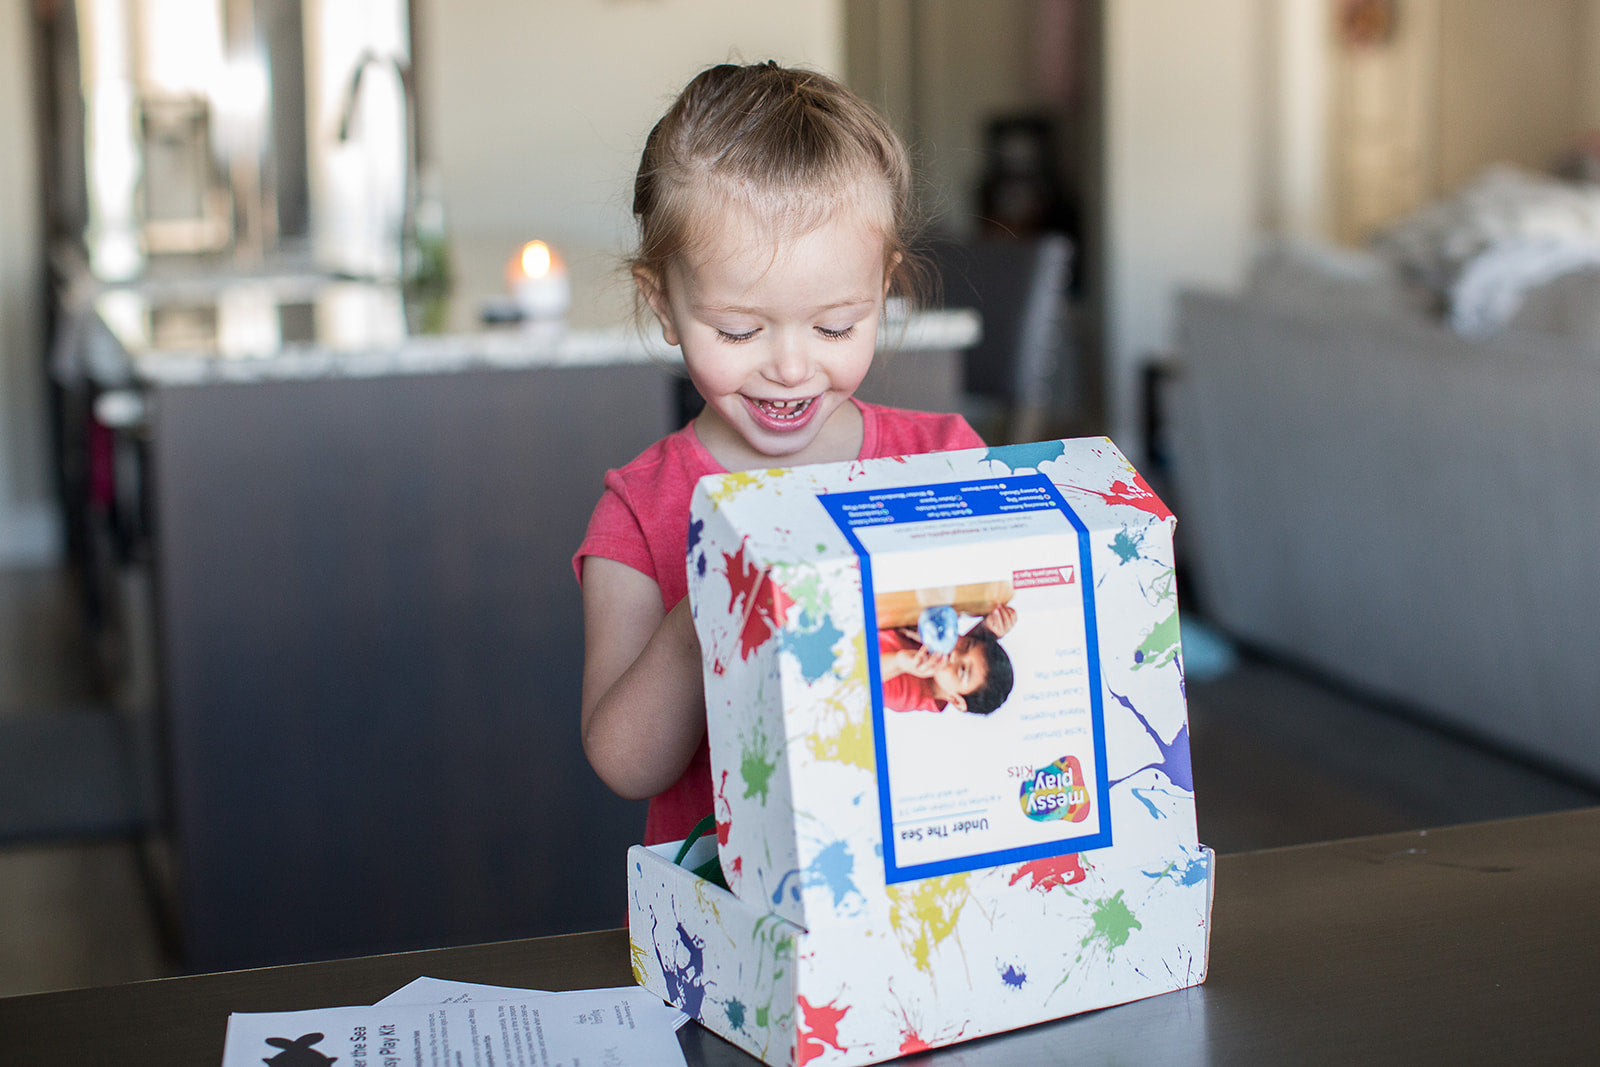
[
  {"x1": 877, "y1": 596, "x2": 1017, "y2": 715},
  {"x1": 573, "y1": 62, "x2": 986, "y2": 846}
]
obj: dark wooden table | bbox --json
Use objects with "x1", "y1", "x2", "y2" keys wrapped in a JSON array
[{"x1": 4, "y1": 808, "x2": 1598, "y2": 1064}]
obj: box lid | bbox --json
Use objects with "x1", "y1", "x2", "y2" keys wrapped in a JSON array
[{"x1": 688, "y1": 438, "x2": 1198, "y2": 930}]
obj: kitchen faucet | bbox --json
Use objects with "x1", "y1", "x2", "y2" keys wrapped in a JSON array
[{"x1": 336, "y1": 50, "x2": 419, "y2": 282}]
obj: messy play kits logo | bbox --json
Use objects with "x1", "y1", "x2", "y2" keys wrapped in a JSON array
[{"x1": 1019, "y1": 755, "x2": 1091, "y2": 822}]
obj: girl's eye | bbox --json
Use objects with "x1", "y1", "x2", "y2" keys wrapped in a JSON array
[
  {"x1": 715, "y1": 327, "x2": 758, "y2": 343},
  {"x1": 817, "y1": 325, "x2": 856, "y2": 340}
]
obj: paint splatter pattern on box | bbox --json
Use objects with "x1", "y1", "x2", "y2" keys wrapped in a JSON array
[{"x1": 628, "y1": 438, "x2": 1211, "y2": 1066}]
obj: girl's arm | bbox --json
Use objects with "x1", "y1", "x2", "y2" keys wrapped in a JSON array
[{"x1": 580, "y1": 555, "x2": 707, "y2": 800}]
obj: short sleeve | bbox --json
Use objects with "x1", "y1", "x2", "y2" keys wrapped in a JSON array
[{"x1": 572, "y1": 483, "x2": 655, "y2": 586}]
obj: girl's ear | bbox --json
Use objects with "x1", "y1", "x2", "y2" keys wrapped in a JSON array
[
  {"x1": 633, "y1": 266, "x2": 681, "y2": 348},
  {"x1": 883, "y1": 250, "x2": 903, "y2": 299}
]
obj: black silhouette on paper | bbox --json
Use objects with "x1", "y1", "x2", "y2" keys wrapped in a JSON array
[{"x1": 262, "y1": 1032, "x2": 337, "y2": 1066}]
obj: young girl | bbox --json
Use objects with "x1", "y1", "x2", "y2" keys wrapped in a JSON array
[{"x1": 574, "y1": 61, "x2": 985, "y2": 846}]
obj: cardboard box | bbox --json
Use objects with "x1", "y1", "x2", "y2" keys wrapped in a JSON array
[{"x1": 628, "y1": 438, "x2": 1212, "y2": 1065}]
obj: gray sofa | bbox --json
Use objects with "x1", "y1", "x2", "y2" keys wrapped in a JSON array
[{"x1": 1168, "y1": 256, "x2": 1600, "y2": 785}]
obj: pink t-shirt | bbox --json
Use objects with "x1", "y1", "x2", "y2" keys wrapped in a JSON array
[
  {"x1": 878, "y1": 627, "x2": 943, "y2": 713},
  {"x1": 575, "y1": 399, "x2": 984, "y2": 845}
]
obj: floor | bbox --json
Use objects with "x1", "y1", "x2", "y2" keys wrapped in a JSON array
[{"x1": 1, "y1": 563, "x2": 1596, "y2": 999}]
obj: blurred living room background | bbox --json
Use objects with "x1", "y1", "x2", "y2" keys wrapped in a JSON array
[{"x1": 4, "y1": 0, "x2": 1600, "y2": 997}]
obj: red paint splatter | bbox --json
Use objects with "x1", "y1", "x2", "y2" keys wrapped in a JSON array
[
  {"x1": 1008, "y1": 853, "x2": 1086, "y2": 892},
  {"x1": 1064, "y1": 470, "x2": 1172, "y2": 521},
  {"x1": 715, "y1": 771, "x2": 732, "y2": 846},
  {"x1": 796, "y1": 996, "x2": 849, "y2": 1064},
  {"x1": 899, "y1": 1033, "x2": 931, "y2": 1054},
  {"x1": 722, "y1": 541, "x2": 794, "y2": 660}
]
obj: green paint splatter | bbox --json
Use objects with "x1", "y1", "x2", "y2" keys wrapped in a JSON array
[
  {"x1": 782, "y1": 572, "x2": 831, "y2": 621},
  {"x1": 755, "y1": 1004, "x2": 770, "y2": 1029},
  {"x1": 1081, "y1": 889, "x2": 1142, "y2": 954},
  {"x1": 1133, "y1": 608, "x2": 1180, "y2": 670},
  {"x1": 741, "y1": 727, "x2": 778, "y2": 804}
]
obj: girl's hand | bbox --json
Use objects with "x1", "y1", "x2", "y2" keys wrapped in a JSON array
[{"x1": 882, "y1": 641, "x2": 944, "y2": 679}]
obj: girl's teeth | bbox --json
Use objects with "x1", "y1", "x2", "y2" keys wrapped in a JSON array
[{"x1": 760, "y1": 398, "x2": 811, "y2": 420}]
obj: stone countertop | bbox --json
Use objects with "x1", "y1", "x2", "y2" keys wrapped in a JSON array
[{"x1": 70, "y1": 235, "x2": 980, "y2": 389}]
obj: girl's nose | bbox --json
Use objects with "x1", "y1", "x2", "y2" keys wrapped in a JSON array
[{"x1": 764, "y1": 333, "x2": 812, "y2": 387}]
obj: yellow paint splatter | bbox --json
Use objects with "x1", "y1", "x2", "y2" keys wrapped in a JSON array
[
  {"x1": 807, "y1": 714, "x2": 874, "y2": 769},
  {"x1": 629, "y1": 937, "x2": 650, "y2": 984},
  {"x1": 803, "y1": 643, "x2": 875, "y2": 770},
  {"x1": 704, "y1": 470, "x2": 776, "y2": 506},
  {"x1": 693, "y1": 878, "x2": 726, "y2": 923},
  {"x1": 887, "y1": 874, "x2": 972, "y2": 973}
]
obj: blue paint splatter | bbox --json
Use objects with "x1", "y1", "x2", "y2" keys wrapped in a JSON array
[
  {"x1": 1107, "y1": 685, "x2": 1193, "y2": 792},
  {"x1": 999, "y1": 963, "x2": 1028, "y2": 988},
  {"x1": 1110, "y1": 526, "x2": 1143, "y2": 564},
  {"x1": 1173, "y1": 856, "x2": 1210, "y2": 887},
  {"x1": 1144, "y1": 853, "x2": 1210, "y2": 888},
  {"x1": 982, "y1": 441, "x2": 1066, "y2": 473},
  {"x1": 697, "y1": 552, "x2": 707, "y2": 577},
  {"x1": 771, "y1": 868, "x2": 802, "y2": 906},
  {"x1": 803, "y1": 839, "x2": 861, "y2": 908},
  {"x1": 725, "y1": 998, "x2": 747, "y2": 1032},
  {"x1": 686, "y1": 518, "x2": 703, "y2": 555},
  {"x1": 782, "y1": 611, "x2": 844, "y2": 684},
  {"x1": 655, "y1": 921, "x2": 707, "y2": 1019},
  {"x1": 1129, "y1": 786, "x2": 1169, "y2": 819}
]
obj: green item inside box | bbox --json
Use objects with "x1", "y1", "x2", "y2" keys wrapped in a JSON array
[{"x1": 672, "y1": 814, "x2": 729, "y2": 890}]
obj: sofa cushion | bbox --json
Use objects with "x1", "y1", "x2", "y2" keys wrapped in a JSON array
[
  {"x1": 1372, "y1": 165, "x2": 1600, "y2": 336},
  {"x1": 1506, "y1": 267, "x2": 1600, "y2": 348}
]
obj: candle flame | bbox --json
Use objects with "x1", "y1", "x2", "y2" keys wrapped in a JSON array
[{"x1": 520, "y1": 240, "x2": 553, "y2": 279}]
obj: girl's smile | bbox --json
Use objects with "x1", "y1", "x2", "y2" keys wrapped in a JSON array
[
  {"x1": 744, "y1": 395, "x2": 818, "y2": 433},
  {"x1": 636, "y1": 201, "x2": 890, "y2": 470}
]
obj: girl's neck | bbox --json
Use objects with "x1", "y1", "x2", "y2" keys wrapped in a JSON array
[{"x1": 692, "y1": 398, "x2": 865, "y2": 472}]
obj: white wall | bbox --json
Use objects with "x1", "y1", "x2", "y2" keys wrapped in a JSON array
[
  {"x1": 1434, "y1": 0, "x2": 1584, "y2": 193},
  {"x1": 1103, "y1": 0, "x2": 1262, "y2": 456},
  {"x1": 1584, "y1": 0, "x2": 1600, "y2": 129},
  {"x1": 1259, "y1": 0, "x2": 1330, "y2": 240},
  {"x1": 0, "y1": 0, "x2": 55, "y2": 567},
  {"x1": 415, "y1": 0, "x2": 842, "y2": 252}
]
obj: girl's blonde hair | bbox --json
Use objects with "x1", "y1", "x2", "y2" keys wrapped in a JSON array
[{"x1": 631, "y1": 61, "x2": 926, "y2": 303}]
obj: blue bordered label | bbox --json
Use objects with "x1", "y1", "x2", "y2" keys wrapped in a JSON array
[{"x1": 820, "y1": 474, "x2": 1112, "y2": 884}]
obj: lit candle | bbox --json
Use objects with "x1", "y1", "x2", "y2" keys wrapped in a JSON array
[{"x1": 506, "y1": 240, "x2": 572, "y2": 321}]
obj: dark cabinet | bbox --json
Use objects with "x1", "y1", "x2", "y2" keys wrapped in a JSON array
[{"x1": 150, "y1": 363, "x2": 666, "y2": 969}]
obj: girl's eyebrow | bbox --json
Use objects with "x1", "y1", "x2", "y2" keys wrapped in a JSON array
[{"x1": 694, "y1": 297, "x2": 878, "y2": 316}]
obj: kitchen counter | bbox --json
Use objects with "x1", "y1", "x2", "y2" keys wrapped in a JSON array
[{"x1": 64, "y1": 235, "x2": 979, "y2": 389}]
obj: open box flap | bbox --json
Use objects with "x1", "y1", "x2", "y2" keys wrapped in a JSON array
[{"x1": 688, "y1": 438, "x2": 1200, "y2": 933}]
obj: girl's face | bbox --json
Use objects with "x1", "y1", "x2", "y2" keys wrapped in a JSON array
[{"x1": 638, "y1": 205, "x2": 889, "y2": 469}]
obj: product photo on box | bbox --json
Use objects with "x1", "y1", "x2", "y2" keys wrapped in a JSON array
[{"x1": 627, "y1": 438, "x2": 1213, "y2": 1066}]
